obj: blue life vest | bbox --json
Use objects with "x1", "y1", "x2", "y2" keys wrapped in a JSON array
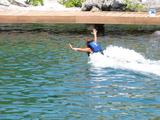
[{"x1": 87, "y1": 40, "x2": 103, "y2": 53}]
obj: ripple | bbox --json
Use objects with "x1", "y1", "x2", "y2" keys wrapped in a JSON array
[{"x1": 0, "y1": 32, "x2": 160, "y2": 120}]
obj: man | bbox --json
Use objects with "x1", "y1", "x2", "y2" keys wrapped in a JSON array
[{"x1": 69, "y1": 29, "x2": 103, "y2": 56}]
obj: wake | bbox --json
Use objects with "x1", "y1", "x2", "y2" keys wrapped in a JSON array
[{"x1": 89, "y1": 46, "x2": 160, "y2": 76}]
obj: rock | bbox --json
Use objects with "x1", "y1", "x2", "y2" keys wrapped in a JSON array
[
  {"x1": 101, "y1": 0, "x2": 113, "y2": 11},
  {"x1": 81, "y1": 0, "x2": 103, "y2": 11},
  {"x1": 111, "y1": 0, "x2": 126, "y2": 11},
  {"x1": 102, "y1": 0, "x2": 126, "y2": 11},
  {"x1": 81, "y1": 4, "x2": 93, "y2": 11},
  {"x1": 81, "y1": 0, "x2": 145, "y2": 11},
  {"x1": 0, "y1": 0, "x2": 28, "y2": 7},
  {"x1": 82, "y1": 0, "x2": 126, "y2": 11},
  {"x1": 0, "y1": 0, "x2": 10, "y2": 6},
  {"x1": 91, "y1": 6, "x2": 101, "y2": 12},
  {"x1": 8, "y1": 0, "x2": 28, "y2": 7}
]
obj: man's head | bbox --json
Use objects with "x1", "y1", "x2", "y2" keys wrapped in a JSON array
[{"x1": 85, "y1": 37, "x2": 90, "y2": 42}]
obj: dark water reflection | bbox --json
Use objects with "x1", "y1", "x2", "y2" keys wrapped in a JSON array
[{"x1": 0, "y1": 32, "x2": 160, "y2": 120}]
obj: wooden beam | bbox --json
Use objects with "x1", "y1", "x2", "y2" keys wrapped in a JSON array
[{"x1": 0, "y1": 11, "x2": 160, "y2": 25}]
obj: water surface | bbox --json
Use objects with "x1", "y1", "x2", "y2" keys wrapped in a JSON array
[{"x1": 0, "y1": 31, "x2": 160, "y2": 120}]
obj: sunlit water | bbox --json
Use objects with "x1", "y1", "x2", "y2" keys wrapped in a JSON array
[{"x1": 0, "y1": 32, "x2": 160, "y2": 120}]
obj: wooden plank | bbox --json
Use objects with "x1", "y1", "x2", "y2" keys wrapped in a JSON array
[
  {"x1": 0, "y1": 11, "x2": 160, "y2": 25},
  {"x1": 76, "y1": 12, "x2": 160, "y2": 25}
]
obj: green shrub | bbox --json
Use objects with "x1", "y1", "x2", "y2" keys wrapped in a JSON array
[
  {"x1": 59, "y1": 0, "x2": 85, "y2": 7},
  {"x1": 26, "y1": 0, "x2": 44, "y2": 6},
  {"x1": 124, "y1": 0, "x2": 145, "y2": 11}
]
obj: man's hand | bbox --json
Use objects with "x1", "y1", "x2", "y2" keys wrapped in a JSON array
[
  {"x1": 91, "y1": 28, "x2": 97, "y2": 35},
  {"x1": 69, "y1": 43, "x2": 78, "y2": 51},
  {"x1": 69, "y1": 43, "x2": 73, "y2": 49}
]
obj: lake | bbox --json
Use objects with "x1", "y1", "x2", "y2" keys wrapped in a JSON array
[{"x1": 0, "y1": 31, "x2": 160, "y2": 120}]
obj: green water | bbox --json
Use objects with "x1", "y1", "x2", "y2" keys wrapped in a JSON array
[{"x1": 0, "y1": 31, "x2": 160, "y2": 120}]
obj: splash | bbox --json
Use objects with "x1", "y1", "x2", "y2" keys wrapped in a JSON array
[{"x1": 89, "y1": 46, "x2": 160, "y2": 76}]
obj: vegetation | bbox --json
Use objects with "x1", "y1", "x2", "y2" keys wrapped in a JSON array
[
  {"x1": 25, "y1": 0, "x2": 44, "y2": 6},
  {"x1": 58, "y1": 0, "x2": 85, "y2": 7},
  {"x1": 124, "y1": 0, "x2": 145, "y2": 11}
]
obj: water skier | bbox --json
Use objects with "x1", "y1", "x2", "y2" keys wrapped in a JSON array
[{"x1": 69, "y1": 29, "x2": 103, "y2": 56}]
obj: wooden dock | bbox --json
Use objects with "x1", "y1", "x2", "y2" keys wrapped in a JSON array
[{"x1": 0, "y1": 11, "x2": 160, "y2": 25}]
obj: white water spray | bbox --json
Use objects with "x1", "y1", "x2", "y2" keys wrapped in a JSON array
[{"x1": 89, "y1": 46, "x2": 160, "y2": 76}]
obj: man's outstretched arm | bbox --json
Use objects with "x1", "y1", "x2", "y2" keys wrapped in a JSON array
[
  {"x1": 69, "y1": 44, "x2": 92, "y2": 53},
  {"x1": 92, "y1": 29, "x2": 97, "y2": 42}
]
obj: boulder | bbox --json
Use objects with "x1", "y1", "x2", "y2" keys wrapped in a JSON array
[
  {"x1": 91, "y1": 6, "x2": 101, "y2": 12},
  {"x1": 8, "y1": 0, "x2": 28, "y2": 7},
  {"x1": 0, "y1": 0, "x2": 10, "y2": 6},
  {"x1": 0, "y1": 0, "x2": 28, "y2": 7},
  {"x1": 102, "y1": 0, "x2": 126, "y2": 11},
  {"x1": 82, "y1": 0, "x2": 126, "y2": 11},
  {"x1": 81, "y1": 0, "x2": 104, "y2": 11},
  {"x1": 81, "y1": 0, "x2": 146, "y2": 11}
]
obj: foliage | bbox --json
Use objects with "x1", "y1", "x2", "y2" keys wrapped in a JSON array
[
  {"x1": 59, "y1": 0, "x2": 85, "y2": 7},
  {"x1": 124, "y1": 0, "x2": 145, "y2": 11},
  {"x1": 26, "y1": 0, "x2": 44, "y2": 6}
]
